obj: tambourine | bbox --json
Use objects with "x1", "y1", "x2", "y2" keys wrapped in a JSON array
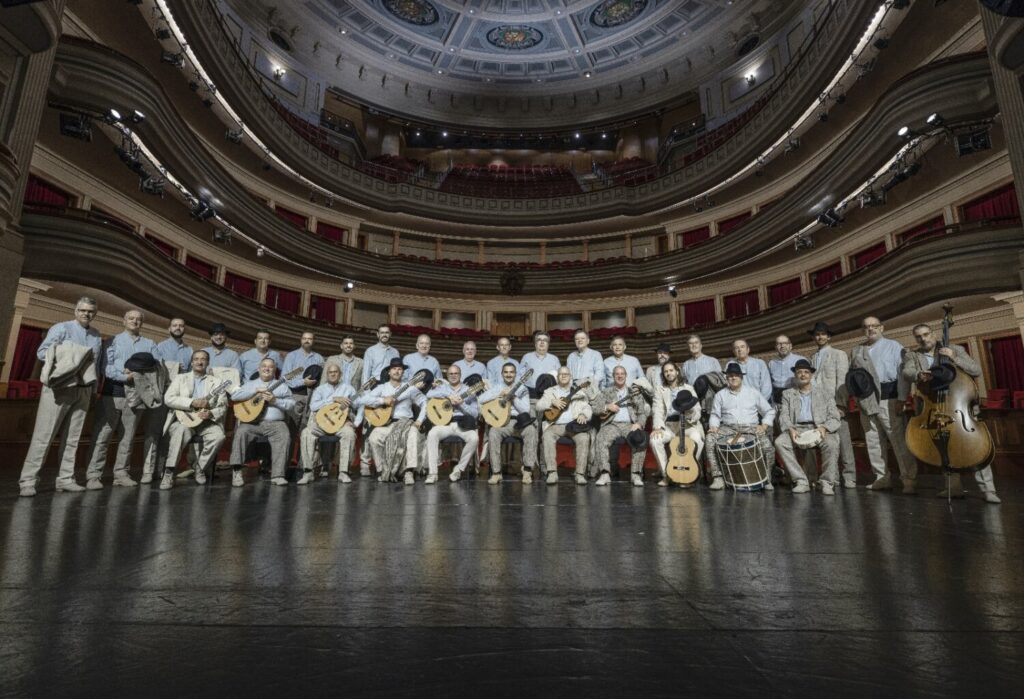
[{"x1": 793, "y1": 429, "x2": 823, "y2": 449}]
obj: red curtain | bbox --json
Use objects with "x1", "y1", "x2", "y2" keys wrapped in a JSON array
[
  {"x1": 266, "y1": 284, "x2": 301, "y2": 314},
  {"x1": 898, "y1": 216, "x2": 945, "y2": 245},
  {"x1": 961, "y1": 183, "x2": 1020, "y2": 223},
  {"x1": 811, "y1": 262, "x2": 842, "y2": 289},
  {"x1": 768, "y1": 278, "x2": 802, "y2": 306},
  {"x1": 185, "y1": 255, "x2": 216, "y2": 280},
  {"x1": 24, "y1": 175, "x2": 71, "y2": 207},
  {"x1": 717, "y1": 212, "x2": 752, "y2": 235},
  {"x1": 723, "y1": 290, "x2": 759, "y2": 319},
  {"x1": 10, "y1": 326, "x2": 45, "y2": 381},
  {"x1": 316, "y1": 222, "x2": 347, "y2": 243},
  {"x1": 679, "y1": 226, "x2": 710, "y2": 247},
  {"x1": 988, "y1": 335, "x2": 1024, "y2": 391},
  {"x1": 224, "y1": 271, "x2": 257, "y2": 299},
  {"x1": 683, "y1": 299, "x2": 716, "y2": 328},
  {"x1": 310, "y1": 295, "x2": 337, "y2": 323},
  {"x1": 145, "y1": 234, "x2": 177, "y2": 258},
  {"x1": 275, "y1": 207, "x2": 308, "y2": 229},
  {"x1": 851, "y1": 242, "x2": 887, "y2": 270}
]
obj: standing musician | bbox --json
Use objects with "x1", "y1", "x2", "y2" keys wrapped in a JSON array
[
  {"x1": 706, "y1": 362, "x2": 776, "y2": 491},
  {"x1": 424, "y1": 365, "x2": 481, "y2": 483},
  {"x1": 299, "y1": 361, "x2": 358, "y2": 484},
  {"x1": 767, "y1": 335, "x2": 806, "y2": 405},
  {"x1": 730, "y1": 339, "x2": 772, "y2": 402},
  {"x1": 645, "y1": 343, "x2": 672, "y2": 389},
  {"x1": 901, "y1": 323, "x2": 1000, "y2": 503},
  {"x1": 774, "y1": 359, "x2": 842, "y2": 495},
  {"x1": 403, "y1": 334, "x2": 442, "y2": 383},
  {"x1": 360, "y1": 324, "x2": 399, "y2": 475},
  {"x1": 808, "y1": 321, "x2": 858, "y2": 488},
  {"x1": 650, "y1": 361, "x2": 703, "y2": 488},
  {"x1": 487, "y1": 337, "x2": 519, "y2": 385},
  {"x1": 147, "y1": 318, "x2": 193, "y2": 482},
  {"x1": 202, "y1": 322, "x2": 239, "y2": 373},
  {"x1": 282, "y1": 331, "x2": 324, "y2": 428},
  {"x1": 159, "y1": 350, "x2": 229, "y2": 490},
  {"x1": 537, "y1": 366, "x2": 593, "y2": 485},
  {"x1": 520, "y1": 330, "x2": 560, "y2": 471},
  {"x1": 358, "y1": 358, "x2": 428, "y2": 485},
  {"x1": 602, "y1": 336, "x2": 644, "y2": 388},
  {"x1": 18, "y1": 296, "x2": 102, "y2": 497},
  {"x1": 228, "y1": 358, "x2": 295, "y2": 487},
  {"x1": 154, "y1": 318, "x2": 193, "y2": 374},
  {"x1": 682, "y1": 334, "x2": 722, "y2": 386},
  {"x1": 848, "y1": 315, "x2": 916, "y2": 493},
  {"x1": 321, "y1": 335, "x2": 362, "y2": 392},
  {"x1": 453, "y1": 341, "x2": 487, "y2": 384},
  {"x1": 479, "y1": 362, "x2": 538, "y2": 484},
  {"x1": 591, "y1": 366, "x2": 650, "y2": 487},
  {"x1": 236, "y1": 329, "x2": 281, "y2": 381},
  {"x1": 567, "y1": 329, "x2": 604, "y2": 389}
]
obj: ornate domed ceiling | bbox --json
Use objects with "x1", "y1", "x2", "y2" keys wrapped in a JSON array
[{"x1": 221, "y1": 0, "x2": 810, "y2": 128}]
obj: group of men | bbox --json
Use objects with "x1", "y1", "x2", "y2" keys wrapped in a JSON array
[{"x1": 16, "y1": 298, "x2": 1001, "y2": 504}]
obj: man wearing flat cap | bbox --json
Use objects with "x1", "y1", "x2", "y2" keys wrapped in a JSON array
[
  {"x1": 706, "y1": 362, "x2": 776, "y2": 490},
  {"x1": 808, "y1": 321, "x2": 857, "y2": 487},
  {"x1": 774, "y1": 359, "x2": 842, "y2": 495},
  {"x1": 646, "y1": 343, "x2": 673, "y2": 389}
]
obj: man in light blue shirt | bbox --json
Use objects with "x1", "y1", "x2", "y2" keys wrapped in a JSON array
[
  {"x1": 706, "y1": 362, "x2": 776, "y2": 491},
  {"x1": 154, "y1": 318, "x2": 193, "y2": 374},
  {"x1": 362, "y1": 324, "x2": 400, "y2": 385},
  {"x1": 731, "y1": 339, "x2": 772, "y2": 402},
  {"x1": 299, "y1": 361, "x2": 359, "y2": 484},
  {"x1": 767, "y1": 334, "x2": 806, "y2": 403},
  {"x1": 19, "y1": 296, "x2": 103, "y2": 496},
  {"x1": 228, "y1": 357, "x2": 296, "y2": 486},
  {"x1": 203, "y1": 323, "x2": 240, "y2": 371},
  {"x1": 682, "y1": 334, "x2": 722, "y2": 386},
  {"x1": 147, "y1": 317, "x2": 194, "y2": 483},
  {"x1": 567, "y1": 329, "x2": 603, "y2": 389},
  {"x1": 424, "y1": 365, "x2": 481, "y2": 483},
  {"x1": 520, "y1": 331, "x2": 559, "y2": 396},
  {"x1": 236, "y1": 328, "x2": 281, "y2": 381},
  {"x1": 603, "y1": 335, "x2": 644, "y2": 387},
  {"x1": 403, "y1": 334, "x2": 442, "y2": 383},
  {"x1": 281, "y1": 331, "x2": 324, "y2": 426},
  {"x1": 453, "y1": 340, "x2": 487, "y2": 383},
  {"x1": 486, "y1": 336, "x2": 519, "y2": 385}
]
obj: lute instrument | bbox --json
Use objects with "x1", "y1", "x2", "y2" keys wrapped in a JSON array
[
  {"x1": 542, "y1": 379, "x2": 591, "y2": 422},
  {"x1": 232, "y1": 367, "x2": 304, "y2": 423},
  {"x1": 363, "y1": 370, "x2": 430, "y2": 428},
  {"x1": 596, "y1": 385, "x2": 643, "y2": 424},
  {"x1": 314, "y1": 377, "x2": 377, "y2": 434},
  {"x1": 480, "y1": 369, "x2": 534, "y2": 429},
  {"x1": 175, "y1": 378, "x2": 233, "y2": 429},
  {"x1": 425, "y1": 377, "x2": 487, "y2": 426}
]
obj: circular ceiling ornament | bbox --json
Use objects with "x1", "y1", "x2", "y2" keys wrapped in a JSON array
[
  {"x1": 487, "y1": 25, "x2": 544, "y2": 50},
  {"x1": 267, "y1": 28, "x2": 294, "y2": 53},
  {"x1": 590, "y1": 0, "x2": 648, "y2": 29},
  {"x1": 383, "y1": 0, "x2": 439, "y2": 26}
]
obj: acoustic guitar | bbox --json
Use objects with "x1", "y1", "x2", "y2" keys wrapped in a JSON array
[
  {"x1": 480, "y1": 369, "x2": 534, "y2": 429},
  {"x1": 174, "y1": 378, "x2": 233, "y2": 429},
  {"x1": 232, "y1": 367, "x2": 304, "y2": 423},
  {"x1": 426, "y1": 379, "x2": 487, "y2": 426},
  {"x1": 314, "y1": 377, "x2": 377, "y2": 435},
  {"x1": 363, "y1": 370, "x2": 430, "y2": 428},
  {"x1": 542, "y1": 379, "x2": 591, "y2": 422},
  {"x1": 665, "y1": 433, "x2": 700, "y2": 485}
]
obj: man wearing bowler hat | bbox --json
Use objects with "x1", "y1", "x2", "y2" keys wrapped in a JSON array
[
  {"x1": 774, "y1": 359, "x2": 842, "y2": 495},
  {"x1": 808, "y1": 321, "x2": 858, "y2": 488},
  {"x1": 203, "y1": 323, "x2": 240, "y2": 371},
  {"x1": 706, "y1": 362, "x2": 776, "y2": 490},
  {"x1": 357, "y1": 358, "x2": 429, "y2": 485}
]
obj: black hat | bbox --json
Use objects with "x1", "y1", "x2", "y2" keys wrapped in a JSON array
[
  {"x1": 535, "y1": 373, "x2": 557, "y2": 393},
  {"x1": 464, "y1": 373, "x2": 483, "y2": 386},
  {"x1": 724, "y1": 362, "x2": 744, "y2": 377},
  {"x1": 791, "y1": 358, "x2": 816, "y2": 374},
  {"x1": 379, "y1": 367, "x2": 391, "y2": 383},
  {"x1": 655, "y1": 343, "x2": 671, "y2": 354},
  {"x1": 386, "y1": 357, "x2": 407, "y2": 370},
  {"x1": 303, "y1": 365, "x2": 323, "y2": 382},
  {"x1": 514, "y1": 413, "x2": 535, "y2": 430},
  {"x1": 928, "y1": 363, "x2": 956, "y2": 391},
  {"x1": 125, "y1": 352, "x2": 159, "y2": 373},
  {"x1": 626, "y1": 429, "x2": 649, "y2": 450},
  {"x1": 209, "y1": 322, "x2": 228, "y2": 336},
  {"x1": 845, "y1": 368, "x2": 876, "y2": 400},
  {"x1": 249, "y1": 370, "x2": 260, "y2": 381},
  {"x1": 807, "y1": 321, "x2": 833, "y2": 337},
  {"x1": 693, "y1": 373, "x2": 715, "y2": 399},
  {"x1": 411, "y1": 369, "x2": 434, "y2": 389},
  {"x1": 672, "y1": 389, "x2": 699, "y2": 413}
]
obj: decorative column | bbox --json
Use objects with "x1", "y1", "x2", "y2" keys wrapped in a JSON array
[{"x1": 981, "y1": 8, "x2": 1024, "y2": 216}]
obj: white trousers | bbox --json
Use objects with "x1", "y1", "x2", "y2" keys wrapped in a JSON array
[
  {"x1": 19, "y1": 385, "x2": 93, "y2": 487},
  {"x1": 164, "y1": 420, "x2": 225, "y2": 476},
  {"x1": 860, "y1": 399, "x2": 916, "y2": 483},
  {"x1": 427, "y1": 424, "x2": 479, "y2": 475},
  {"x1": 86, "y1": 395, "x2": 146, "y2": 480},
  {"x1": 650, "y1": 422, "x2": 706, "y2": 478}
]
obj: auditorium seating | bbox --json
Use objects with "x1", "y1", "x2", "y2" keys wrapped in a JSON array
[
  {"x1": 355, "y1": 155, "x2": 422, "y2": 183},
  {"x1": 439, "y1": 164, "x2": 583, "y2": 198},
  {"x1": 596, "y1": 158, "x2": 657, "y2": 186},
  {"x1": 681, "y1": 94, "x2": 771, "y2": 166},
  {"x1": 270, "y1": 100, "x2": 340, "y2": 160}
]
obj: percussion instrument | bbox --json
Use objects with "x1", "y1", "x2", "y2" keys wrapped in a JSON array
[
  {"x1": 792, "y1": 429, "x2": 823, "y2": 449},
  {"x1": 232, "y1": 367, "x2": 304, "y2": 423},
  {"x1": 715, "y1": 433, "x2": 770, "y2": 492}
]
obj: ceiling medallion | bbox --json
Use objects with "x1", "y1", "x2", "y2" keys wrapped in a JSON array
[
  {"x1": 590, "y1": 0, "x2": 648, "y2": 29},
  {"x1": 487, "y1": 25, "x2": 544, "y2": 50},
  {"x1": 383, "y1": 0, "x2": 439, "y2": 26}
]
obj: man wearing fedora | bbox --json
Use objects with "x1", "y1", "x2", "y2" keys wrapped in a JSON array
[
  {"x1": 901, "y1": 323, "x2": 1000, "y2": 503},
  {"x1": 646, "y1": 343, "x2": 672, "y2": 388},
  {"x1": 808, "y1": 321, "x2": 858, "y2": 488},
  {"x1": 706, "y1": 362, "x2": 776, "y2": 490},
  {"x1": 775, "y1": 359, "x2": 842, "y2": 495},
  {"x1": 848, "y1": 316, "x2": 916, "y2": 494},
  {"x1": 650, "y1": 361, "x2": 704, "y2": 488},
  {"x1": 358, "y1": 358, "x2": 429, "y2": 485},
  {"x1": 203, "y1": 322, "x2": 240, "y2": 373},
  {"x1": 591, "y1": 365, "x2": 651, "y2": 486}
]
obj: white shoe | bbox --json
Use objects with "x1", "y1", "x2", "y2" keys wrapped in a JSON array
[
  {"x1": 595, "y1": 473, "x2": 611, "y2": 486},
  {"x1": 113, "y1": 476, "x2": 138, "y2": 487},
  {"x1": 55, "y1": 480, "x2": 85, "y2": 493},
  {"x1": 425, "y1": 474, "x2": 438, "y2": 484},
  {"x1": 194, "y1": 470, "x2": 207, "y2": 485},
  {"x1": 574, "y1": 473, "x2": 588, "y2": 485},
  {"x1": 984, "y1": 491, "x2": 1002, "y2": 504},
  {"x1": 792, "y1": 482, "x2": 810, "y2": 494},
  {"x1": 869, "y1": 476, "x2": 892, "y2": 491},
  {"x1": 488, "y1": 474, "x2": 502, "y2": 484},
  {"x1": 140, "y1": 472, "x2": 153, "y2": 484},
  {"x1": 159, "y1": 472, "x2": 174, "y2": 490},
  {"x1": 709, "y1": 476, "x2": 725, "y2": 491},
  {"x1": 296, "y1": 471, "x2": 314, "y2": 485},
  {"x1": 763, "y1": 482, "x2": 774, "y2": 491},
  {"x1": 821, "y1": 481, "x2": 835, "y2": 496},
  {"x1": 631, "y1": 474, "x2": 643, "y2": 487},
  {"x1": 449, "y1": 467, "x2": 464, "y2": 483},
  {"x1": 404, "y1": 471, "x2": 415, "y2": 485},
  {"x1": 19, "y1": 485, "x2": 36, "y2": 497},
  {"x1": 86, "y1": 479, "x2": 103, "y2": 491},
  {"x1": 271, "y1": 477, "x2": 288, "y2": 486},
  {"x1": 843, "y1": 477, "x2": 857, "y2": 489},
  {"x1": 232, "y1": 470, "x2": 244, "y2": 487},
  {"x1": 176, "y1": 468, "x2": 195, "y2": 480},
  {"x1": 521, "y1": 470, "x2": 533, "y2": 485},
  {"x1": 546, "y1": 471, "x2": 558, "y2": 485},
  {"x1": 657, "y1": 479, "x2": 668, "y2": 488},
  {"x1": 338, "y1": 472, "x2": 352, "y2": 483}
]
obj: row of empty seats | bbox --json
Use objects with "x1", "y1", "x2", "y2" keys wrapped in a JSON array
[
  {"x1": 391, "y1": 253, "x2": 636, "y2": 269},
  {"x1": 596, "y1": 157, "x2": 657, "y2": 186},
  {"x1": 355, "y1": 155, "x2": 422, "y2": 183},
  {"x1": 682, "y1": 94, "x2": 771, "y2": 166},
  {"x1": 439, "y1": 164, "x2": 583, "y2": 198},
  {"x1": 271, "y1": 100, "x2": 341, "y2": 160}
]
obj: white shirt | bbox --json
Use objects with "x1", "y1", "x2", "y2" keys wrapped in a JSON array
[{"x1": 709, "y1": 385, "x2": 775, "y2": 428}]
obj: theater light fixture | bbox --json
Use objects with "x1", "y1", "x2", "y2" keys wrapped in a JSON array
[
  {"x1": 106, "y1": 108, "x2": 123, "y2": 124},
  {"x1": 817, "y1": 208, "x2": 843, "y2": 228},
  {"x1": 225, "y1": 128, "x2": 244, "y2": 144},
  {"x1": 746, "y1": 73, "x2": 757, "y2": 86},
  {"x1": 897, "y1": 125, "x2": 915, "y2": 139},
  {"x1": 130, "y1": 109, "x2": 145, "y2": 124},
  {"x1": 155, "y1": 27, "x2": 171, "y2": 40},
  {"x1": 59, "y1": 113, "x2": 92, "y2": 142},
  {"x1": 273, "y1": 66, "x2": 286, "y2": 80},
  {"x1": 160, "y1": 50, "x2": 184, "y2": 67},
  {"x1": 343, "y1": 281, "x2": 355, "y2": 293},
  {"x1": 190, "y1": 198, "x2": 216, "y2": 222},
  {"x1": 256, "y1": 246, "x2": 265, "y2": 257},
  {"x1": 140, "y1": 176, "x2": 165, "y2": 197},
  {"x1": 926, "y1": 112, "x2": 943, "y2": 126},
  {"x1": 213, "y1": 227, "x2": 233, "y2": 244},
  {"x1": 794, "y1": 234, "x2": 815, "y2": 251},
  {"x1": 954, "y1": 126, "x2": 992, "y2": 156},
  {"x1": 667, "y1": 285, "x2": 678, "y2": 298},
  {"x1": 860, "y1": 189, "x2": 885, "y2": 208}
]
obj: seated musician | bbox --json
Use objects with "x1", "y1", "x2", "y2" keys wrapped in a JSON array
[
  {"x1": 479, "y1": 362, "x2": 538, "y2": 485},
  {"x1": 159, "y1": 350, "x2": 230, "y2": 490},
  {"x1": 706, "y1": 362, "x2": 776, "y2": 491},
  {"x1": 591, "y1": 366, "x2": 651, "y2": 487},
  {"x1": 357, "y1": 358, "x2": 428, "y2": 485},
  {"x1": 774, "y1": 359, "x2": 842, "y2": 495},
  {"x1": 425, "y1": 365, "x2": 481, "y2": 484},
  {"x1": 650, "y1": 361, "x2": 704, "y2": 488},
  {"x1": 298, "y1": 361, "x2": 358, "y2": 485},
  {"x1": 537, "y1": 367, "x2": 593, "y2": 486},
  {"x1": 228, "y1": 358, "x2": 295, "y2": 487}
]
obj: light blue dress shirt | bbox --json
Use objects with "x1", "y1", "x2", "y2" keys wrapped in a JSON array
[
  {"x1": 452, "y1": 359, "x2": 487, "y2": 383},
  {"x1": 155, "y1": 338, "x2": 193, "y2": 373},
  {"x1": 425, "y1": 382, "x2": 480, "y2": 418},
  {"x1": 486, "y1": 355, "x2": 520, "y2": 385},
  {"x1": 519, "y1": 352, "x2": 560, "y2": 389},
  {"x1": 357, "y1": 382, "x2": 426, "y2": 421},
  {"x1": 709, "y1": 385, "x2": 775, "y2": 428},
  {"x1": 403, "y1": 352, "x2": 442, "y2": 383},
  {"x1": 362, "y1": 343, "x2": 400, "y2": 384},
  {"x1": 682, "y1": 355, "x2": 722, "y2": 386},
  {"x1": 230, "y1": 379, "x2": 295, "y2": 422},
  {"x1": 567, "y1": 348, "x2": 603, "y2": 384},
  {"x1": 102, "y1": 332, "x2": 157, "y2": 381},
  {"x1": 603, "y1": 354, "x2": 644, "y2": 388},
  {"x1": 868, "y1": 338, "x2": 904, "y2": 383},
  {"x1": 237, "y1": 349, "x2": 282, "y2": 381},
  {"x1": 36, "y1": 320, "x2": 102, "y2": 361},
  {"x1": 478, "y1": 383, "x2": 530, "y2": 417},
  {"x1": 768, "y1": 353, "x2": 807, "y2": 390},
  {"x1": 735, "y1": 357, "x2": 773, "y2": 401},
  {"x1": 797, "y1": 392, "x2": 814, "y2": 423},
  {"x1": 309, "y1": 381, "x2": 361, "y2": 427},
  {"x1": 203, "y1": 345, "x2": 240, "y2": 370},
  {"x1": 282, "y1": 349, "x2": 324, "y2": 389}
]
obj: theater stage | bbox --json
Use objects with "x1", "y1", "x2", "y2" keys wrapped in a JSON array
[{"x1": 1, "y1": 471, "x2": 1021, "y2": 696}]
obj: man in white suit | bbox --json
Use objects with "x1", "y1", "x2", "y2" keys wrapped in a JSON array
[{"x1": 807, "y1": 321, "x2": 857, "y2": 488}]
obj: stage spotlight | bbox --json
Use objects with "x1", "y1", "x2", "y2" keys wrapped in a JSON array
[
  {"x1": 926, "y1": 112, "x2": 943, "y2": 126},
  {"x1": 897, "y1": 125, "x2": 915, "y2": 139},
  {"x1": 784, "y1": 136, "x2": 801, "y2": 153},
  {"x1": 817, "y1": 209, "x2": 843, "y2": 228},
  {"x1": 130, "y1": 109, "x2": 145, "y2": 124},
  {"x1": 954, "y1": 127, "x2": 992, "y2": 156},
  {"x1": 256, "y1": 246, "x2": 265, "y2": 257},
  {"x1": 860, "y1": 189, "x2": 885, "y2": 208},
  {"x1": 794, "y1": 234, "x2": 815, "y2": 251},
  {"x1": 668, "y1": 285, "x2": 678, "y2": 298},
  {"x1": 106, "y1": 108, "x2": 123, "y2": 124},
  {"x1": 343, "y1": 281, "x2": 355, "y2": 293},
  {"x1": 155, "y1": 28, "x2": 172, "y2": 40},
  {"x1": 213, "y1": 227, "x2": 233, "y2": 244},
  {"x1": 59, "y1": 113, "x2": 92, "y2": 141},
  {"x1": 190, "y1": 198, "x2": 216, "y2": 222},
  {"x1": 160, "y1": 50, "x2": 184, "y2": 68}
]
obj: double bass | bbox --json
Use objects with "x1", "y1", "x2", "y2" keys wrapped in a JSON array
[{"x1": 905, "y1": 304, "x2": 994, "y2": 472}]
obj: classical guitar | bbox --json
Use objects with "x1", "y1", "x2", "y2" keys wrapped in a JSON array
[
  {"x1": 665, "y1": 433, "x2": 700, "y2": 485},
  {"x1": 232, "y1": 367, "x2": 304, "y2": 423},
  {"x1": 363, "y1": 370, "x2": 430, "y2": 428},
  {"x1": 542, "y1": 379, "x2": 591, "y2": 422},
  {"x1": 426, "y1": 378, "x2": 487, "y2": 426},
  {"x1": 480, "y1": 369, "x2": 534, "y2": 429},
  {"x1": 314, "y1": 377, "x2": 377, "y2": 435},
  {"x1": 175, "y1": 378, "x2": 232, "y2": 429}
]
